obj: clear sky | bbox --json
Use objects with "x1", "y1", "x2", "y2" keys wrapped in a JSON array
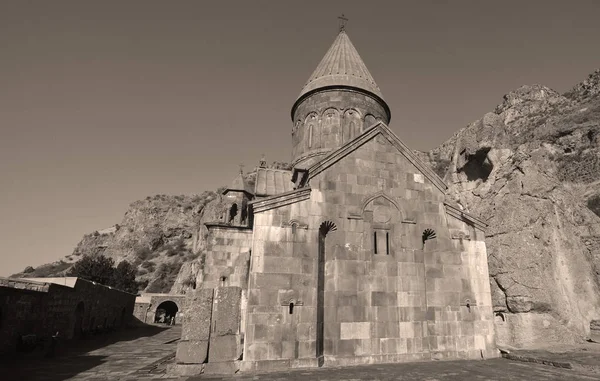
[{"x1": 1, "y1": 0, "x2": 599, "y2": 276}]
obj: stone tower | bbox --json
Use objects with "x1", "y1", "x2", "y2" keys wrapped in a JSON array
[
  {"x1": 222, "y1": 170, "x2": 253, "y2": 227},
  {"x1": 291, "y1": 30, "x2": 391, "y2": 169}
]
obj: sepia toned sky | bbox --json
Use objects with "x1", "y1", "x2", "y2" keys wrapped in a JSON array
[{"x1": 1, "y1": 0, "x2": 599, "y2": 276}]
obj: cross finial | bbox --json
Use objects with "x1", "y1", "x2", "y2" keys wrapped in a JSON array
[
  {"x1": 239, "y1": 163, "x2": 244, "y2": 174},
  {"x1": 259, "y1": 154, "x2": 267, "y2": 168},
  {"x1": 338, "y1": 14, "x2": 348, "y2": 32}
]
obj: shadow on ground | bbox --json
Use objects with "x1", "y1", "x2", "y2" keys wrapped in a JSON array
[{"x1": 0, "y1": 324, "x2": 170, "y2": 381}]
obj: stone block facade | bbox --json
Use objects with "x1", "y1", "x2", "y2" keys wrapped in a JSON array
[
  {"x1": 200, "y1": 225, "x2": 252, "y2": 290},
  {"x1": 242, "y1": 124, "x2": 497, "y2": 370},
  {"x1": 173, "y1": 287, "x2": 244, "y2": 375}
]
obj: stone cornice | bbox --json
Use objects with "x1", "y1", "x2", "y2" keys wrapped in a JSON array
[
  {"x1": 204, "y1": 222, "x2": 253, "y2": 231},
  {"x1": 444, "y1": 202, "x2": 488, "y2": 231},
  {"x1": 306, "y1": 121, "x2": 448, "y2": 193},
  {"x1": 249, "y1": 187, "x2": 312, "y2": 214},
  {"x1": 292, "y1": 149, "x2": 330, "y2": 168}
]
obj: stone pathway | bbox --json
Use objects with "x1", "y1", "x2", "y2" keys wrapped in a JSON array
[
  {"x1": 3, "y1": 328, "x2": 600, "y2": 381},
  {"x1": 194, "y1": 358, "x2": 598, "y2": 380},
  {"x1": 0, "y1": 325, "x2": 182, "y2": 381}
]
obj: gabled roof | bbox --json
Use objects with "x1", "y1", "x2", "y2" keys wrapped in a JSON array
[
  {"x1": 254, "y1": 168, "x2": 294, "y2": 197},
  {"x1": 223, "y1": 172, "x2": 253, "y2": 196},
  {"x1": 296, "y1": 31, "x2": 384, "y2": 104},
  {"x1": 306, "y1": 121, "x2": 448, "y2": 193},
  {"x1": 249, "y1": 187, "x2": 312, "y2": 214}
]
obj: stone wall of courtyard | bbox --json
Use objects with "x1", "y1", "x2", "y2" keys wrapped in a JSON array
[{"x1": 0, "y1": 277, "x2": 136, "y2": 354}]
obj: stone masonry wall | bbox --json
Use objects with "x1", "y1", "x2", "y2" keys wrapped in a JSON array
[
  {"x1": 242, "y1": 132, "x2": 497, "y2": 370},
  {"x1": 243, "y1": 199, "x2": 316, "y2": 371},
  {"x1": 67, "y1": 279, "x2": 136, "y2": 336},
  {"x1": 0, "y1": 281, "x2": 49, "y2": 354},
  {"x1": 292, "y1": 89, "x2": 389, "y2": 168},
  {"x1": 173, "y1": 286, "x2": 244, "y2": 376},
  {"x1": 134, "y1": 302, "x2": 150, "y2": 323},
  {"x1": 0, "y1": 278, "x2": 135, "y2": 354},
  {"x1": 200, "y1": 225, "x2": 252, "y2": 346},
  {"x1": 201, "y1": 226, "x2": 253, "y2": 290}
]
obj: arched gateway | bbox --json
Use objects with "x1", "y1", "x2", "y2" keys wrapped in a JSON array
[{"x1": 154, "y1": 300, "x2": 179, "y2": 324}]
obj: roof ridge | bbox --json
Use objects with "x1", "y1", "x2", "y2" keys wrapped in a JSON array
[{"x1": 306, "y1": 121, "x2": 448, "y2": 193}]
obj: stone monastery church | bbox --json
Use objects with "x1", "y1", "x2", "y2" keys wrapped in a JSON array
[{"x1": 174, "y1": 27, "x2": 499, "y2": 375}]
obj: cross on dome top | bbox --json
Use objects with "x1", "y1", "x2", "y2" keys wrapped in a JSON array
[{"x1": 338, "y1": 14, "x2": 348, "y2": 32}]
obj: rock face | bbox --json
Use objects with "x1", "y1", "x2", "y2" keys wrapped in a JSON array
[{"x1": 424, "y1": 70, "x2": 600, "y2": 348}]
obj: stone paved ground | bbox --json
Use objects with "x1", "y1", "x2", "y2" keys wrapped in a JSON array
[
  {"x1": 2, "y1": 329, "x2": 599, "y2": 381},
  {"x1": 196, "y1": 359, "x2": 598, "y2": 381},
  {"x1": 0, "y1": 325, "x2": 182, "y2": 381}
]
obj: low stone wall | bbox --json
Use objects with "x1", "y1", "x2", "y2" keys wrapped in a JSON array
[
  {"x1": 0, "y1": 277, "x2": 136, "y2": 354},
  {"x1": 0, "y1": 279, "x2": 50, "y2": 353}
]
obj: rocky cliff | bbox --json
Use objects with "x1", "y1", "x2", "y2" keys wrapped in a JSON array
[{"x1": 422, "y1": 69, "x2": 600, "y2": 348}]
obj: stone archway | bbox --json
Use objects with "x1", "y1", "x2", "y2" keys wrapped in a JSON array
[{"x1": 154, "y1": 300, "x2": 179, "y2": 324}]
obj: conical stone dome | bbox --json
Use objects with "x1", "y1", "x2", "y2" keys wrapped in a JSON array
[
  {"x1": 290, "y1": 29, "x2": 390, "y2": 169},
  {"x1": 296, "y1": 30, "x2": 384, "y2": 103}
]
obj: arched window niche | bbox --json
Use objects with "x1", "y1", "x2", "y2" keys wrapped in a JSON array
[
  {"x1": 316, "y1": 220, "x2": 337, "y2": 363},
  {"x1": 361, "y1": 192, "x2": 401, "y2": 256}
]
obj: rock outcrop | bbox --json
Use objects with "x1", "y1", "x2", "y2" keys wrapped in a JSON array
[
  {"x1": 11, "y1": 169, "x2": 263, "y2": 295},
  {"x1": 424, "y1": 69, "x2": 600, "y2": 348}
]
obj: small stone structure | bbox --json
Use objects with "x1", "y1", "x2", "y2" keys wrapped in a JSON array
[
  {"x1": 0, "y1": 277, "x2": 136, "y2": 354},
  {"x1": 172, "y1": 28, "x2": 499, "y2": 376},
  {"x1": 134, "y1": 293, "x2": 186, "y2": 324}
]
